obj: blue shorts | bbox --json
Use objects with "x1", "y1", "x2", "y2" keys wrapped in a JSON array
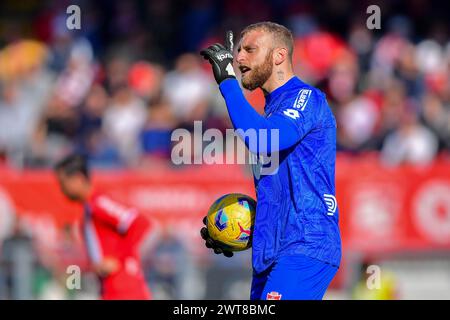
[{"x1": 250, "y1": 254, "x2": 338, "y2": 300}]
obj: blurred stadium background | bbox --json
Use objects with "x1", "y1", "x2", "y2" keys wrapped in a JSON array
[{"x1": 0, "y1": 0, "x2": 450, "y2": 299}]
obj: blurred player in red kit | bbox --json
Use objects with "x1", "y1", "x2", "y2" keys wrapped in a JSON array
[{"x1": 54, "y1": 154, "x2": 152, "y2": 300}]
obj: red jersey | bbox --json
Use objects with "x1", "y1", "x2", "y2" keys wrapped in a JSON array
[{"x1": 82, "y1": 191, "x2": 151, "y2": 300}]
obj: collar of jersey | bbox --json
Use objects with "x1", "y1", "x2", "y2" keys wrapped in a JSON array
[{"x1": 264, "y1": 76, "x2": 304, "y2": 115}]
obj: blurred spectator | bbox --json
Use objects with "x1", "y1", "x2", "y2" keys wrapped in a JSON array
[
  {"x1": 370, "y1": 28, "x2": 411, "y2": 87},
  {"x1": 145, "y1": 231, "x2": 188, "y2": 299},
  {"x1": 421, "y1": 93, "x2": 450, "y2": 149},
  {"x1": 0, "y1": 80, "x2": 49, "y2": 167},
  {"x1": 163, "y1": 53, "x2": 213, "y2": 127},
  {"x1": 0, "y1": 82, "x2": 31, "y2": 166},
  {"x1": 75, "y1": 84, "x2": 122, "y2": 167},
  {"x1": 379, "y1": 80, "x2": 409, "y2": 135},
  {"x1": 348, "y1": 19, "x2": 375, "y2": 73},
  {"x1": 52, "y1": 38, "x2": 95, "y2": 109},
  {"x1": 0, "y1": 40, "x2": 53, "y2": 167},
  {"x1": 102, "y1": 84, "x2": 147, "y2": 166},
  {"x1": 328, "y1": 57, "x2": 381, "y2": 151},
  {"x1": 37, "y1": 91, "x2": 79, "y2": 165},
  {"x1": 394, "y1": 43, "x2": 424, "y2": 99},
  {"x1": 128, "y1": 61, "x2": 165, "y2": 103},
  {"x1": 337, "y1": 95, "x2": 380, "y2": 151},
  {"x1": 104, "y1": 56, "x2": 130, "y2": 93},
  {"x1": 140, "y1": 96, "x2": 176, "y2": 163},
  {"x1": 381, "y1": 109, "x2": 439, "y2": 166},
  {"x1": 0, "y1": 217, "x2": 36, "y2": 299},
  {"x1": 76, "y1": 84, "x2": 108, "y2": 149}
]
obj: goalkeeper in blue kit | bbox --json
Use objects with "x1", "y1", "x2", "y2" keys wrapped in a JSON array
[{"x1": 200, "y1": 22, "x2": 341, "y2": 300}]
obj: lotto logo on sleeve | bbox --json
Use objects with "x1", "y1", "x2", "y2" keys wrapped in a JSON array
[
  {"x1": 266, "y1": 291, "x2": 282, "y2": 300},
  {"x1": 294, "y1": 89, "x2": 312, "y2": 111}
]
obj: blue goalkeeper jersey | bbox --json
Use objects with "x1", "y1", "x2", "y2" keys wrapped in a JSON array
[{"x1": 220, "y1": 77, "x2": 341, "y2": 274}]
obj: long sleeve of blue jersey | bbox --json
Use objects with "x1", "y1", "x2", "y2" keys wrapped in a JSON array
[{"x1": 219, "y1": 78, "x2": 319, "y2": 154}]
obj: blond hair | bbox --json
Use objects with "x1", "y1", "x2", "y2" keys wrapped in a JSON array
[{"x1": 240, "y1": 21, "x2": 294, "y2": 61}]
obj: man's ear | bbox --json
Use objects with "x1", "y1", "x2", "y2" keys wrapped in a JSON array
[{"x1": 274, "y1": 47, "x2": 288, "y2": 66}]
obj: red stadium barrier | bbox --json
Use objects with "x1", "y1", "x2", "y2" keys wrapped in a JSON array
[
  {"x1": 1, "y1": 157, "x2": 450, "y2": 269},
  {"x1": 335, "y1": 154, "x2": 450, "y2": 254}
]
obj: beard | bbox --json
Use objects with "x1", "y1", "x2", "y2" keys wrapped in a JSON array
[{"x1": 241, "y1": 50, "x2": 273, "y2": 91}]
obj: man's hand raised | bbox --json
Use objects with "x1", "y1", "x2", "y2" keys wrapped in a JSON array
[{"x1": 200, "y1": 30, "x2": 236, "y2": 85}]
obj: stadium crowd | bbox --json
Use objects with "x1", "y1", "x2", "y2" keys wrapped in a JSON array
[{"x1": 0, "y1": 0, "x2": 449, "y2": 169}]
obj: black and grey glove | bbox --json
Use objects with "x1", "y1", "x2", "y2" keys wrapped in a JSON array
[
  {"x1": 200, "y1": 30, "x2": 236, "y2": 84},
  {"x1": 200, "y1": 216, "x2": 234, "y2": 257}
]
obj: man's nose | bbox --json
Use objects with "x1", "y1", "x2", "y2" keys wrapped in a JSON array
[{"x1": 236, "y1": 51, "x2": 245, "y2": 65}]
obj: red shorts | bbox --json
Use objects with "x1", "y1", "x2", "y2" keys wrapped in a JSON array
[
  {"x1": 100, "y1": 258, "x2": 151, "y2": 300},
  {"x1": 101, "y1": 285, "x2": 151, "y2": 300}
]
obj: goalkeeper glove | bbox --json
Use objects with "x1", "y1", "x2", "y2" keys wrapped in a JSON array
[
  {"x1": 200, "y1": 216, "x2": 234, "y2": 258},
  {"x1": 200, "y1": 30, "x2": 236, "y2": 85}
]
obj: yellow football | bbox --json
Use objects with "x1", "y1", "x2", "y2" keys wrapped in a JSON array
[{"x1": 206, "y1": 193, "x2": 256, "y2": 251}]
